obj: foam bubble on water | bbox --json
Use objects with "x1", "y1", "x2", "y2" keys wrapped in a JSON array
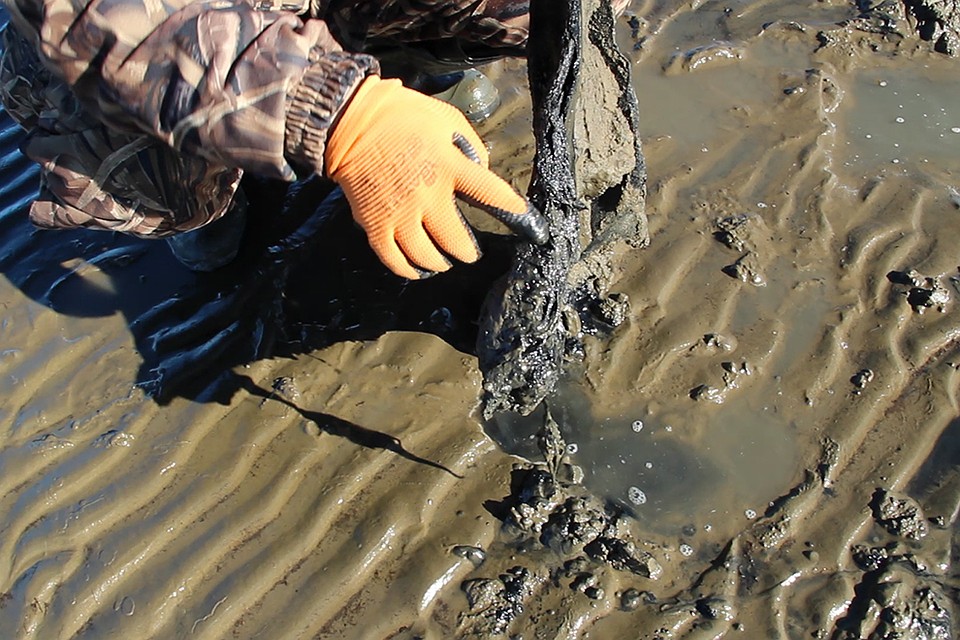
[
  {"x1": 628, "y1": 486, "x2": 647, "y2": 505},
  {"x1": 632, "y1": 420, "x2": 644, "y2": 433},
  {"x1": 645, "y1": 461, "x2": 653, "y2": 469}
]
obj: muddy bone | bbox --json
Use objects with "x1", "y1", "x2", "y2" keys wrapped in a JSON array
[{"x1": 477, "y1": 0, "x2": 648, "y2": 418}]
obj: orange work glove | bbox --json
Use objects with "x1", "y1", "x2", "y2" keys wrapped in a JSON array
[{"x1": 325, "y1": 75, "x2": 549, "y2": 280}]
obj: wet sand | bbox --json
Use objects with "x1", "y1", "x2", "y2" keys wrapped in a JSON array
[{"x1": 1, "y1": 1, "x2": 959, "y2": 638}]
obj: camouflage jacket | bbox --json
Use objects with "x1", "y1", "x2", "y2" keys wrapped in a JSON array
[{"x1": 0, "y1": 0, "x2": 529, "y2": 235}]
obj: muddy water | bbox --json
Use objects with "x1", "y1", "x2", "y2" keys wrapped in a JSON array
[
  {"x1": 837, "y1": 67, "x2": 960, "y2": 171},
  {"x1": 489, "y1": 380, "x2": 800, "y2": 537},
  {"x1": 1, "y1": 1, "x2": 960, "y2": 639}
]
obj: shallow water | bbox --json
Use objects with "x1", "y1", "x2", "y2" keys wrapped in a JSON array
[
  {"x1": 488, "y1": 379, "x2": 800, "y2": 537},
  {"x1": 488, "y1": 267, "x2": 822, "y2": 538},
  {"x1": 837, "y1": 65, "x2": 960, "y2": 173}
]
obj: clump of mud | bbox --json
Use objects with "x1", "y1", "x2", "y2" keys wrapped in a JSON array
[
  {"x1": 499, "y1": 412, "x2": 663, "y2": 576},
  {"x1": 903, "y1": 0, "x2": 960, "y2": 54},
  {"x1": 850, "y1": 0, "x2": 960, "y2": 55},
  {"x1": 871, "y1": 487, "x2": 930, "y2": 540},
  {"x1": 841, "y1": 541, "x2": 953, "y2": 639},
  {"x1": 888, "y1": 268, "x2": 952, "y2": 313},
  {"x1": 457, "y1": 410, "x2": 666, "y2": 637},
  {"x1": 714, "y1": 213, "x2": 769, "y2": 286}
]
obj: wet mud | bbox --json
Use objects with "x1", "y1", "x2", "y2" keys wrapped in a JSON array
[{"x1": 1, "y1": 1, "x2": 960, "y2": 639}]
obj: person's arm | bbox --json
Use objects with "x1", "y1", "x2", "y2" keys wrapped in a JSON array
[
  {"x1": 5, "y1": 0, "x2": 373, "y2": 180},
  {"x1": 6, "y1": 0, "x2": 547, "y2": 278}
]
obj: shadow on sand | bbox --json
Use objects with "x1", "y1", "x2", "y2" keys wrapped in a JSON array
[{"x1": 0, "y1": 109, "x2": 512, "y2": 471}]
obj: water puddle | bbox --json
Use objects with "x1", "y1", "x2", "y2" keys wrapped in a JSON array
[
  {"x1": 628, "y1": 2, "x2": 960, "y2": 182},
  {"x1": 486, "y1": 378, "x2": 800, "y2": 537},
  {"x1": 485, "y1": 262, "x2": 827, "y2": 537},
  {"x1": 833, "y1": 65, "x2": 960, "y2": 175},
  {"x1": 625, "y1": 11, "x2": 838, "y2": 168}
]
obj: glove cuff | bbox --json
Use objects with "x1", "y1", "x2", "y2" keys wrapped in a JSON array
[{"x1": 285, "y1": 50, "x2": 379, "y2": 178}]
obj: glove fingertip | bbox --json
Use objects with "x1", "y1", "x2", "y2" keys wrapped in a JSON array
[
  {"x1": 371, "y1": 237, "x2": 422, "y2": 280},
  {"x1": 458, "y1": 186, "x2": 550, "y2": 245},
  {"x1": 414, "y1": 267, "x2": 439, "y2": 280},
  {"x1": 496, "y1": 201, "x2": 550, "y2": 245},
  {"x1": 450, "y1": 158, "x2": 549, "y2": 243},
  {"x1": 387, "y1": 258, "x2": 423, "y2": 281}
]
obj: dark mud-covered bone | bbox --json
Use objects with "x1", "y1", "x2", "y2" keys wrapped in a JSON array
[{"x1": 477, "y1": 0, "x2": 648, "y2": 419}]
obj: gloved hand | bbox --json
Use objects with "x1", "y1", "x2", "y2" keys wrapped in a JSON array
[{"x1": 325, "y1": 75, "x2": 549, "y2": 279}]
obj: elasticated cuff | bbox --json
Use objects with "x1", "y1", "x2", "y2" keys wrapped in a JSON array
[{"x1": 284, "y1": 50, "x2": 380, "y2": 177}]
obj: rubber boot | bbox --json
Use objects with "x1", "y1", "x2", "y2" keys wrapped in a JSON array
[
  {"x1": 166, "y1": 189, "x2": 248, "y2": 272},
  {"x1": 424, "y1": 69, "x2": 502, "y2": 123}
]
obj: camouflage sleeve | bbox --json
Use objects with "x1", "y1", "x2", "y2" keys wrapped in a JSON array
[{"x1": 3, "y1": 0, "x2": 379, "y2": 180}]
